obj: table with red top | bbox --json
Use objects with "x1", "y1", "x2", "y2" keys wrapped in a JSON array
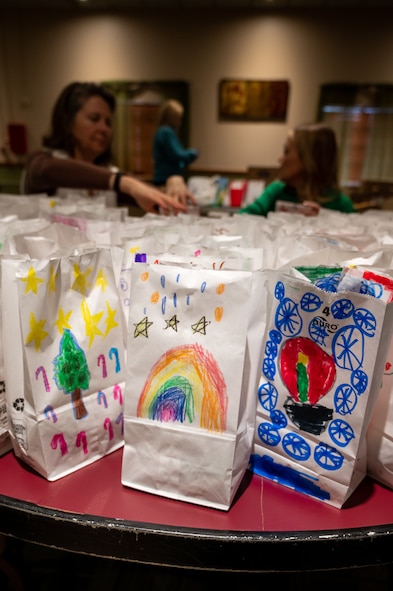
[{"x1": 1, "y1": 447, "x2": 393, "y2": 573}]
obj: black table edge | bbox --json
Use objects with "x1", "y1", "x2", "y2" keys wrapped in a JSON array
[{"x1": 1, "y1": 494, "x2": 393, "y2": 572}]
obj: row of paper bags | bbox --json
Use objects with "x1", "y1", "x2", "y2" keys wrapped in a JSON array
[{"x1": 2, "y1": 201, "x2": 393, "y2": 510}]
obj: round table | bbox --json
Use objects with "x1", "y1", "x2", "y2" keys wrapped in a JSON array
[{"x1": 1, "y1": 448, "x2": 393, "y2": 572}]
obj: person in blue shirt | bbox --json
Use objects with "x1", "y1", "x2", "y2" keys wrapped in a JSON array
[
  {"x1": 240, "y1": 122, "x2": 355, "y2": 216},
  {"x1": 152, "y1": 99, "x2": 199, "y2": 186}
]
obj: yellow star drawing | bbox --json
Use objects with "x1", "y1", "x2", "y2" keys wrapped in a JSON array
[
  {"x1": 104, "y1": 300, "x2": 118, "y2": 337},
  {"x1": 191, "y1": 316, "x2": 210, "y2": 335},
  {"x1": 165, "y1": 315, "x2": 179, "y2": 331},
  {"x1": 72, "y1": 263, "x2": 93, "y2": 296},
  {"x1": 55, "y1": 307, "x2": 72, "y2": 334},
  {"x1": 20, "y1": 266, "x2": 44, "y2": 294},
  {"x1": 81, "y1": 300, "x2": 104, "y2": 348},
  {"x1": 25, "y1": 312, "x2": 48, "y2": 351},
  {"x1": 134, "y1": 316, "x2": 153, "y2": 338},
  {"x1": 96, "y1": 268, "x2": 108, "y2": 292},
  {"x1": 47, "y1": 265, "x2": 57, "y2": 293}
]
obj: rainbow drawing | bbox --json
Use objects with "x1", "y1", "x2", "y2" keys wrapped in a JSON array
[{"x1": 137, "y1": 343, "x2": 228, "y2": 432}]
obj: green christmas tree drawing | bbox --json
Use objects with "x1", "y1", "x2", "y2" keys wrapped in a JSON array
[{"x1": 53, "y1": 329, "x2": 90, "y2": 420}]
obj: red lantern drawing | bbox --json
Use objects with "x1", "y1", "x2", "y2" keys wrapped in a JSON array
[{"x1": 280, "y1": 337, "x2": 336, "y2": 435}]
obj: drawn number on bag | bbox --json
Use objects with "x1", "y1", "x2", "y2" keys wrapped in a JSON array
[{"x1": 322, "y1": 306, "x2": 330, "y2": 317}]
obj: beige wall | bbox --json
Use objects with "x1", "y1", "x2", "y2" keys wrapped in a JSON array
[{"x1": 1, "y1": 7, "x2": 393, "y2": 172}]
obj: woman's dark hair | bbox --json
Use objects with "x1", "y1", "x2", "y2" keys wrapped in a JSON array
[{"x1": 43, "y1": 82, "x2": 116, "y2": 165}]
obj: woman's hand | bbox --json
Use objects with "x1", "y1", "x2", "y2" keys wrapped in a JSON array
[
  {"x1": 119, "y1": 175, "x2": 187, "y2": 214},
  {"x1": 302, "y1": 200, "x2": 320, "y2": 216},
  {"x1": 165, "y1": 175, "x2": 197, "y2": 207}
]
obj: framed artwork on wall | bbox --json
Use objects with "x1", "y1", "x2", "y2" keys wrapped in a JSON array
[{"x1": 218, "y1": 79, "x2": 289, "y2": 122}]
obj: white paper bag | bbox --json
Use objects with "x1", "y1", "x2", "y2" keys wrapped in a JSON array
[
  {"x1": 250, "y1": 268, "x2": 393, "y2": 508},
  {"x1": 2, "y1": 247, "x2": 126, "y2": 480},
  {"x1": 121, "y1": 262, "x2": 266, "y2": 510}
]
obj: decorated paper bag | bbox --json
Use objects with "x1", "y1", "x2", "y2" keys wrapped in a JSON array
[
  {"x1": 2, "y1": 247, "x2": 126, "y2": 480},
  {"x1": 361, "y1": 270, "x2": 393, "y2": 489},
  {"x1": 250, "y1": 268, "x2": 393, "y2": 508},
  {"x1": 121, "y1": 262, "x2": 266, "y2": 510},
  {"x1": 367, "y1": 338, "x2": 393, "y2": 488}
]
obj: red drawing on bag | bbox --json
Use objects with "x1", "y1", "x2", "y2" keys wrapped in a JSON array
[
  {"x1": 280, "y1": 337, "x2": 336, "y2": 405},
  {"x1": 280, "y1": 337, "x2": 336, "y2": 435},
  {"x1": 50, "y1": 433, "x2": 68, "y2": 456},
  {"x1": 113, "y1": 384, "x2": 123, "y2": 405},
  {"x1": 97, "y1": 354, "x2": 107, "y2": 378},
  {"x1": 76, "y1": 431, "x2": 88, "y2": 454},
  {"x1": 36, "y1": 365, "x2": 51, "y2": 392},
  {"x1": 104, "y1": 418, "x2": 114, "y2": 440}
]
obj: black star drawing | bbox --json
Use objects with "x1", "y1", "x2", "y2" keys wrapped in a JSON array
[
  {"x1": 191, "y1": 316, "x2": 210, "y2": 335},
  {"x1": 165, "y1": 315, "x2": 180, "y2": 331},
  {"x1": 134, "y1": 316, "x2": 153, "y2": 338}
]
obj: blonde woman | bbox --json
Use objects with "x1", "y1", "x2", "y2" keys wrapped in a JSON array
[
  {"x1": 240, "y1": 123, "x2": 355, "y2": 216},
  {"x1": 152, "y1": 99, "x2": 199, "y2": 186}
]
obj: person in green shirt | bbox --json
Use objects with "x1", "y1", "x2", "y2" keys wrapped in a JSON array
[{"x1": 240, "y1": 122, "x2": 355, "y2": 216}]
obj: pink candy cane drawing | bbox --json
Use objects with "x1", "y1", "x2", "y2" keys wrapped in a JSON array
[
  {"x1": 76, "y1": 431, "x2": 88, "y2": 454},
  {"x1": 50, "y1": 433, "x2": 68, "y2": 456},
  {"x1": 35, "y1": 366, "x2": 51, "y2": 392},
  {"x1": 97, "y1": 354, "x2": 107, "y2": 378},
  {"x1": 44, "y1": 404, "x2": 58, "y2": 423},
  {"x1": 115, "y1": 412, "x2": 124, "y2": 435},
  {"x1": 97, "y1": 390, "x2": 108, "y2": 408},
  {"x1": 104, "y1": 417, "x2": 114, "y2": 440},
  {"x1": 109, "y1": 347, "x2": 121, "y2": 373},
  {"x1": 113, "y1": 384, "x2": 123, "y2": 405}
]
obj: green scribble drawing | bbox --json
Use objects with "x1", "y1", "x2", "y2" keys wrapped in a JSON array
[{"x1": 53, "y1": 329, "x2": 90, "y2": 420}]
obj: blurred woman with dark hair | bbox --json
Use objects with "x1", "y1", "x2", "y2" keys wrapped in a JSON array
[{"x1": 23, "y1": 82, "x2": 193, "y2": 214}]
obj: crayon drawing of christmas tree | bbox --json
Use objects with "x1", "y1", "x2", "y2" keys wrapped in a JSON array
[{"x1": 53, "y1": 329, "x2": 90, "y2": 420}]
